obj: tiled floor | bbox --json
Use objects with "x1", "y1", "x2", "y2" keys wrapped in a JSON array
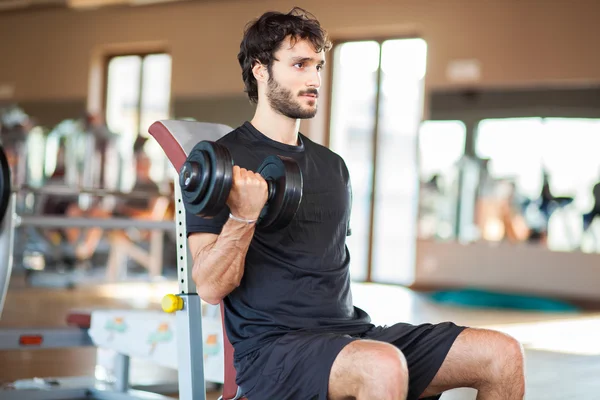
[{"x1": 1, "y1": 276, "x2": 599, "y2": 399}]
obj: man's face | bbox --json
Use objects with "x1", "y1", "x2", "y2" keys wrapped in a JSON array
[
  {"x1": 265, "y1": 36, "x2": 325, "y2": 119},
  {"x1": 136, "y1": 153, "x2": 151, "y2": 178}
]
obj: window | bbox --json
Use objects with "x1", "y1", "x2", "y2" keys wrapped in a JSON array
[
  {"x1": 417, "y1": 120, "x2": 466, "y2": 240},
  {"x1": 475, "y1": 117, "x2": 600, "y2": 252},
  {"x1": 329, "y1": 38, "x2": 427, "y2": 284},
  {"x1": 476, "y1": 118, "x2": 544, "y2": 199},
  {"x1": 105, "y1": 53, "x2": 172, "y2": 187},
  {"x1": 329, "y1": 41, "x2": 379, "y2": 283}
]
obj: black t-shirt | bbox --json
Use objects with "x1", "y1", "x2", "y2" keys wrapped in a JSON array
[{"x1": 186, "y1": 122, "x2": 373, "y2": 357}]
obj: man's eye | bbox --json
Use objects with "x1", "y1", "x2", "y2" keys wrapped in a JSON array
[{"x1": 294, "y1": 63, "x2": 304, "y2": 68}]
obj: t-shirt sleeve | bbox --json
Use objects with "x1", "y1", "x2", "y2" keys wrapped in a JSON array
[{"x1": 185, "y1": 206, "x2": 229, "y2": 237}]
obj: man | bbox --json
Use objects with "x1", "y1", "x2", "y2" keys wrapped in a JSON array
[
  {"x1": 106, "y1": 137, "x2": 172, "y2": 280},
  {"x1": 46, "y1": 137, "x2": 163, "y2": 261},
  {"x1": 186, "y1": 8, "x2": 525, "y2": 400},
  {"x1": 583, "y1": 176, "x2": 600, "y2": 232},
  {"x1": 113, "y1": 137, "x2": 163, "y2": 219}
]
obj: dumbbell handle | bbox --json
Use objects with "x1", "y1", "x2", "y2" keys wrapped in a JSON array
[
  {"x1": 183, "y1": 159, "x2": 275, "y2": 202},
  {"x1": 266, "y1": 178, "x2": 275, "y2": 202}
]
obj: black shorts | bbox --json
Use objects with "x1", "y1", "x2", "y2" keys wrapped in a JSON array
[{"x1": 234, "y1": 322, "x2": 466, "y2": 400}]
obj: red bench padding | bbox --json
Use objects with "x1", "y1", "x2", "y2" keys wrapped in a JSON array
[
  {"x1": 66, "y1": 311, "x2": 91, "y2": 329},
  {"x1": 148, "y1": 120, "x2": 244, "y2": 400}
]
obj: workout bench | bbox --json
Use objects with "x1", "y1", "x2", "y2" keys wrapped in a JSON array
[
  {"x1": 149, "y1": 119, "x2": 244, "y2": 400},
  {"x1": 0, "y1": 121, "x2": 241, "y2": 399}
]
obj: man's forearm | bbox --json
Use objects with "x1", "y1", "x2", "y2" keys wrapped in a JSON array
[{"x1": 192, "y1": 219, "x2": 256, "y2": 304}]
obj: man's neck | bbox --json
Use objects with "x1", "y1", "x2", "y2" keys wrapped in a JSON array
[{"x1": 250, "y1": 103, "x2": 300, "y2": 146}]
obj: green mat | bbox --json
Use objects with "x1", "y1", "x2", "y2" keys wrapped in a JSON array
[{"x1": 428, "y1": 288, "x2": 580, "y2": 312}]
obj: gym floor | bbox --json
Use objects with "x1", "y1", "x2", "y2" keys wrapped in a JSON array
[{"x1": 1, "y1": 276, "x2": 599, "y2": 399}]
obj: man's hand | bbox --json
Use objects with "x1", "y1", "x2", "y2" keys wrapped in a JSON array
[{"x1": 226, "y1": 165, "x2": 269, "y2": 220}]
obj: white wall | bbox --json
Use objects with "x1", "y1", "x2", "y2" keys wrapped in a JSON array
[{"x1": 415, "y1": 239, "x2": 600, "y2": 300}]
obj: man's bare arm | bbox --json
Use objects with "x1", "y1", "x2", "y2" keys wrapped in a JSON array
[
  {"x1": 188, "y1": 219, "x2": 256, "y2": 305},
  {"x1": 186, "y1": 164, "x2": 268, "y2": 304}
]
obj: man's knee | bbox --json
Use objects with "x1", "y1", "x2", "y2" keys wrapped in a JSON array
[
  {"x1": 367, "y1": 341, "x2": 408, "y2": 382},
  {"x1": 486, "y1": 330, "x2": 525, "y2": 384},
  {"x1": 330, "y1": 340, "x2": 408, "y2": 399},
  {"x1": 496, "y1": 332, "x2": 524, "y2": 368}
]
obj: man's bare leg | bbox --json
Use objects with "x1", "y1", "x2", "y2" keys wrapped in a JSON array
[
  {"x1": 328, "y1": 340, "x2": 408, "y2": 400},
  {"x1": 74, "y1": 207, "x2": 111, "y2": 260},
  {"x1": 64, "y1": 205, "x2": 84, "y2": 244},
  {"x1": 420, "y1": 328, "x2": 525, "y2": 399}
]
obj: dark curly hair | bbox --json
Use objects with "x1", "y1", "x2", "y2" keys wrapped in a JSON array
[{"x1": 238, "y1": 7, "x2": 332, "y2": 103}]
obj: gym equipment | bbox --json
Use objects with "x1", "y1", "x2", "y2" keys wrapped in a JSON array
[
  {"x1": 16, "y1": 184, "x2": 165, "y2": 199},
  {"x1": 0, "y1": 176, "x2": 180, "y2": 398},
  {"x1": 0, "y1": 145, "x2": 11, "y2": 227},
  {"x1": 12, "y1": 182, "x2": 173, "y2": 287},
  {"x1": 0, "y1": 121, "x2": 230, "y2": 399},
  {"x1": 43, "y1": 117, "x2": 118, "y2": 191},
  {"x1": 179, "y1": 141, "x2": 233, "y2": 218},
  {"x1": 0, "y1": 184, "x2": 15, "y2": 317},
  {"x1": 149, "y1": 120, "x2": 244, "y2": 400},
  {"x1": 256, "y1": 155, "x2": 303, "y2": 230},
  {"x1": 16, "y1": 215, "x2": 175, "y2": 230},
  {"x1": 15, "y1": 212, "x2": 175, "y2": 289},
  {"x1": 179, "y1": 138, "x2": 303, "y2": 230},
  {"x1": 0, "y1": 310, "x2": 185, "y2": 398}
]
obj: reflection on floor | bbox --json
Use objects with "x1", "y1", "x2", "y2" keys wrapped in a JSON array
[{"x1": 1, "y1": 276, "x2": 599, "y2": 399}]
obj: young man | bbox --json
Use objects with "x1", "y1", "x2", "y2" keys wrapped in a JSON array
[
  {"x1": 583, "y1": 177, "x2": 600, "y2": 232},
  {"x1": 186, "y1": 8, "x2": 525, "y2": 400}
]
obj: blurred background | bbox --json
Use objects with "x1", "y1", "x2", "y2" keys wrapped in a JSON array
[{"x1": 1, "y1": 0, "x2": 600, "y2": 398}]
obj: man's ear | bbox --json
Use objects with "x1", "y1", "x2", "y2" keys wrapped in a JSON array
[{"x1": 252, "y1": 61, "x2": 269, "y2": 83}]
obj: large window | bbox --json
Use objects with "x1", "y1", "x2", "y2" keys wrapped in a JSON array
[
  {"x1": 105, "y1": 53, "x2": 172, "y2": 187},
  {"x1": 329, "y1": 38, "x2": 427, "y2": 284},
  {"x1": 475, "y1": 117, "x2": 600, "y2": 252},
  {"x1": 417, "y1": 120, "x2": 466, "y2": 240}
]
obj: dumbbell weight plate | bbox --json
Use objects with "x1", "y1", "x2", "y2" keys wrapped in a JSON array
[
  {"x1": 0, "y1": 146, "x2": 11, "y2": 226},
  {"x1": 257, "y1": 155, "x2": 303, "y2": 230},
  {"x1": 207, "y1": 142, "x2": 234, "y2": 216},
  {"x1": 179, "y1": 149, "x2": 210, "y2": 213},
  {"x1": 179, "y1": 141, "x2": 233, "y2": 217}
]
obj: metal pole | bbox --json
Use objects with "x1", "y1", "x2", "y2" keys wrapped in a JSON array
[
  {"x1": 0, "y1": 194, "x2": 15, "y2": 319},
  {"x1": 113, "y1": 353, "x2": 131, "y2": 393},
  {"x1": 15, "y1": 185, "x2": 165, "y2": 200},
  {"x1": 173, "y1": 181, "x2": 206, "y2": 400},
  {"x1": 16, "y1": 216, "x2": 175, "y2": 230},
  {"x1": 366, "y1": 43, "x2": 384, "y2": 283}
]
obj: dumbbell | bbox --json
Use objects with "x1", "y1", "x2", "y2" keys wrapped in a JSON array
[{"x1": 179, "y1": 141, "x2": 303, "y2": 230}]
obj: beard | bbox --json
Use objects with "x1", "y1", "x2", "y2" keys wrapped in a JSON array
[{"x1": 266, "y1": 75, "x2": 318, "y2": 119}]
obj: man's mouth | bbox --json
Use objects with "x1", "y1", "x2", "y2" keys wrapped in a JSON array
[{"x1": 300, "y1": 88, "x2": 319, "y2": 98}]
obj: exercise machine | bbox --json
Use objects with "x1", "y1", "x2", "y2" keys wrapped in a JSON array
[{"x1": 0, "y1": 120, "x2": 238, "y2": 399}]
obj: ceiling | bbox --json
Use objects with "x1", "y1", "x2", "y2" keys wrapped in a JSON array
[{"x1": 0, "y1": 0, "x2": 192, "y2": 13}]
